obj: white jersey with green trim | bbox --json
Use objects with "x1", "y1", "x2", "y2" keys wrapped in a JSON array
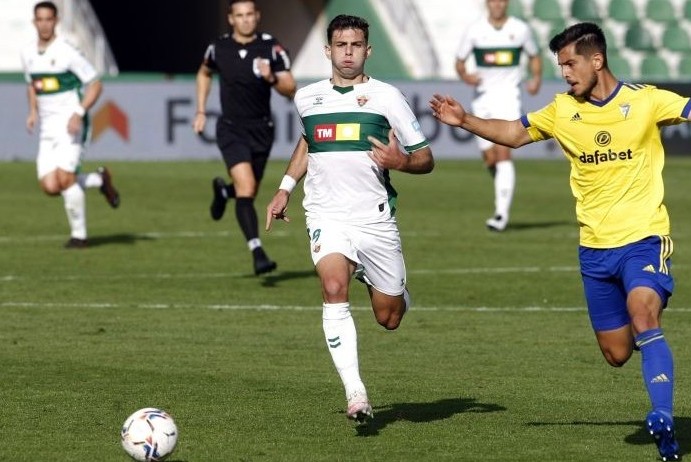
[
  {"x1": 456, "y1": 16, "x2": 538, "y2": 96},
  {"x1": 20, "y1": 36, "x2": 98, "y2": 123},
  {"x1": 295, "y1": 77, "x2": 429, "y2": 224}
]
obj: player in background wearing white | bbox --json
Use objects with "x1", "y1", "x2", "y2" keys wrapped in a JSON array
[
  {"x1": 266, "y1": 15, "x2": 434, "y2": 425},
  {"x1": 455, "y1": 0, "x2": 541, "y2": 231},
  {"x1": 22, "y1": 1, "x2": 120, "y2": 249}
]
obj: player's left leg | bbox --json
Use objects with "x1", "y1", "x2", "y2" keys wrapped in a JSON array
[
  {"x1": 588, "y1": 236, "x2": 679, "y2": 460},
  {"x1": 76, "y1": 166, "x2": 120, "y2": 208},
  {"x1": 210, "y1": 176, "x2": 234, "y2": 221},
  {"x1": 629, "y1": 286, "x2": 679, "y2": 461},
  {"x1": 352, "y1": 222, "x2": 409, "y2": 330},
  {"x1": 623, "y1": 236, "x2": 678, "y2": 460}
]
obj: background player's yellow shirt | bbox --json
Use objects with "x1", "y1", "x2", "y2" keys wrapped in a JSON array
[{"x1": 522, "y1": 83, "x2": 691, "y2": 248}]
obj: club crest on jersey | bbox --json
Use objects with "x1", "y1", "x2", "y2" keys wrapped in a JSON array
[
  {"x1": 356, "y1": 95, "x2": 369, "y2": 107},
  {"x1": 239, "y1": 49, "x2": 248, "y2": 59},
  {"x1": 619, "y1": 103, "x2": 631, "y2": 119},
  {"x1": 314, "y1": 123, "x2": 360, "y2": 141}
]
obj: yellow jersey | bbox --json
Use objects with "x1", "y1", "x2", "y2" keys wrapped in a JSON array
[{"x1": 522, "y1": 82, "x2": 691, "y2": 248}]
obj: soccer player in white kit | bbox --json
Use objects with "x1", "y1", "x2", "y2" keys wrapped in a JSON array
[
  {"x1": 266, "y1": 15, "x2": 434, "y2": 425},
  {"x1": 455, "y1": 0, "x2": 541, "y2": 231},
  {"x1": 21, "y1": 1, "x2": 120, "y2": 249}
]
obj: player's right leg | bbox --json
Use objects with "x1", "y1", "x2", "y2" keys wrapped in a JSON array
[
  {"x1": 317, "y1": 254, "x2": 372, "y2": 424},
  {"x1": 475, "y1": 93, "x2": 518, "y2": 232},
  {"x1": 230, "y1": 161, "x2": 275, "y2": 275},
  {"x1": 481, "y1": 144, "x2": 513, "y2": 232},
  {"x1": 311, "y1": 224, "x2": 373, "y2": 424},
  {"x1": 37, "y1": 138, "x2": 87, "y2": 248}
]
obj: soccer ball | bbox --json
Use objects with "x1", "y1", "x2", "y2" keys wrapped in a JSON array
[{"x1": 121, "y1": 407, "x2": 178, "y2": 462}]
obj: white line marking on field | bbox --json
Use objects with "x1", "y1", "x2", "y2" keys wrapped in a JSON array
[
  {"x1": 0, "y1": 228, "x2": 448, "y2": 244},
  {"x1": 0, "y1": 265, "x2": 582, "y2": 283},
  {"x1": 0, "y1": 229, "x2": 301, "y2": 244},
  {"x1": 2, "y1": 301, "x2": 691, "y2": 313}
]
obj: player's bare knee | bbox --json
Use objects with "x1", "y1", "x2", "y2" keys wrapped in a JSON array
[
  {"x1": 373, "y1": 308, "x2": 402, "y2": 330},
  {"x1": 603, "y1": 349, "x2": 632, "y2": 367},
  {"x1": 629, "y1": 313, "x2": 660, "y2": 336},
  {"x1": 377, "y1": 314, "x2": 400, "y2": 330},
  {"x1": 40, "y1": 183, "x2": 61, "y2": 195},
  {"x1": 321, "y1": 278, "x2": 348, "y2": 301}
]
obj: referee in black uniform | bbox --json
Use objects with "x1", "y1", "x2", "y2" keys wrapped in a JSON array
[{"x1": 194, "y1": 0, "x2": 296, "y2": 275}]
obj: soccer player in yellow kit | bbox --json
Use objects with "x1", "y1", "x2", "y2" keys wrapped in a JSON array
[{"x1": 431, "y1": 22, "x2": 689, "y2": 461}]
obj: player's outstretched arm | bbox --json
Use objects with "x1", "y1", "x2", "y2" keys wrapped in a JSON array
[
  {"x1": 429, "y1": 94, "x2": 466, "y2": 127},
  {"x1": 430, "y1": 94, "x2": 532, "y2": 149}
]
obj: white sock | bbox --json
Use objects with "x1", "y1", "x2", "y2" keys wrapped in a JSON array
[
  {"x1": 62, "y1": 183, "x2": 87, "y2": 239},
  {"x1": 247, "y1": 238, "x2": 261, "y2": 251},
  {"x1": 77, "y1": 172, "x2": 103, "y2": 189},
  {"x1": 322, "y1": 302, "x2": 364, "y2": 396},
  {"x1": 494, "y1": 160, "x2": 515, "y2": 219}
]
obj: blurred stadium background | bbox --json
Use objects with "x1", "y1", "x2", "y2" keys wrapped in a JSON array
[
  {"x1": 3, "y1": 0, "x2": 691, "y2": 79},
  {"x1": 1, "y1": 0, "x2": 689, "y2": 160}
]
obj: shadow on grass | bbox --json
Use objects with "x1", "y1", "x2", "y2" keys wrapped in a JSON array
[
  {"x1": 354, "y1": 397, "x2": 506, "y2": 437},
  {"x1": 526, "y1": 415, "x2": 690, "y2": 456},
  {"x1": 257, "y1": 270, "x2": 317, "y2": 287},
  {"x1": 87, "y1": 233, "x2": 156, "y2": 247},
  {"x1": 503, "y1": 220, "x2": 573, "y2": 231}
]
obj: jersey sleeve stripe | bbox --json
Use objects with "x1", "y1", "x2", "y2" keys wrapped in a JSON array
[{"x1": 682, "y1": 99, "x2": 691, "y2": 119}]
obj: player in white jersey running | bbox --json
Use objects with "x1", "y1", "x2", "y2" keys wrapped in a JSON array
[
  {"x1": 455, "y1": 0, "x2": 541, "y2": 231},
  {"x1": 266, "y1": 14, "x2": 434, "y2": 425},
  {"x1": 21, "y1": 1, "x2": 120, "y2": 249}
]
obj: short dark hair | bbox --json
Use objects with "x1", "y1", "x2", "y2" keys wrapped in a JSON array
[
  {"x1": 327, "y1": 15, "x2": 369, "y2": 44},
  {"x1": 228, "y1": 0, "x2": 257, "y2": 12},
  {"x1": 34, "y1": 1, "x2": 58, "y2": 16},
  {"x1": 549, "y1": 22, "x2": 607, "y2": 58}
]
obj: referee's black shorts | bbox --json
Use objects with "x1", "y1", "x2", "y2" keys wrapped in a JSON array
[{"x1": 216, "y1": 117, "x2": 275, "y2": 182}]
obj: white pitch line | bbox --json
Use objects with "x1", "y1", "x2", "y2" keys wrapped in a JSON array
[
  {"x1": 0, "y1": 301, "x2": 580, "y2": 311},
  {"x1": 3, "y1": 301, "x2": 691, "y2": 312},
  {"x1": 0, "y1": 228, "x2": 448, "y2": 244},
  {"x1": 0, "y1": 265, "x2": 581, "y2": 283}
]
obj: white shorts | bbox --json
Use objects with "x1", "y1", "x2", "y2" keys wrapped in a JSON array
[
  {"x1": 306, "y1": 218, "x2": 407, "y2": 296},
  {"x1": 36, "y1": 123, "x2": 83, "y2": 179},
  {"x1": 471, "y1": 91, "x2": 522, "y2": 152}
]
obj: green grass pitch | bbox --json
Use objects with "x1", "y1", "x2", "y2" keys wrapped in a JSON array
[{"x1": 1, "y1": 158, "x2": 690, "y2": 461}]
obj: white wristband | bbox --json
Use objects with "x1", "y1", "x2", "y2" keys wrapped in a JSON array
[
  {"x1": 74, "y1": 105, "x2": 86, "y2": 117},
  {"x1": 278, "y1": 175, "x2": 296, "y2": 193}
]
